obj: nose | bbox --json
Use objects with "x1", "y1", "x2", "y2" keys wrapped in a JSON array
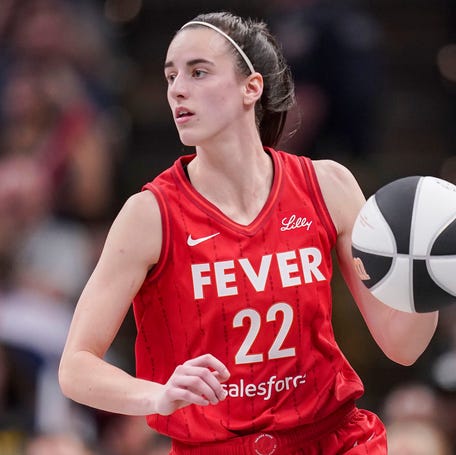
[{"x1": 168, "y1": 73, "x2": 189, "y2": 100}]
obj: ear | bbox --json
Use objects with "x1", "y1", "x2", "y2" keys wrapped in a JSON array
[{"x1": 243, "y1": 72, "x2": 263, "y2": 107}]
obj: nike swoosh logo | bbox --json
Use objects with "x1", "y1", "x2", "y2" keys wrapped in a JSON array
[{"x1": 187, "y1": 232, "x2": 220, "y2": 246}]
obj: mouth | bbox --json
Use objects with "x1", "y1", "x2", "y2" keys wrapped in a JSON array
[{"x1": 175, "y1": 107, "x2": 194, "y2": 120}]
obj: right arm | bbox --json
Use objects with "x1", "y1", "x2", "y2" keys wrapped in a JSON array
[
  {"x1": 314, "y1": 160, "x2": 438, "y2": 366},
  {"x1": 58, "y1": 190, "x2": 229, "y2": 416}
]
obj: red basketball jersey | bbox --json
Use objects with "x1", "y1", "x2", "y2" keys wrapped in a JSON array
[{"x1": 133, "y1": 148, "x2": 364, "y2": 443}]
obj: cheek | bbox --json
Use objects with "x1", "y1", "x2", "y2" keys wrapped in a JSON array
[
  {"x1": 207, "y1": 83, "x2": 242, "y2": 115},
  {"x1": 166, "y1": 90, "x2": 173, "y2": 111}
]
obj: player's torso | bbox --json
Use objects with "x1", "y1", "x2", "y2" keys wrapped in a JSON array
[{"x1": 133, "y1": 150, "x2": 363, "y2": 442}]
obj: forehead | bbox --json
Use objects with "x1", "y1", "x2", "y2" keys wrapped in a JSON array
[{"x1": 165, "y1": 27, "x2": 234, "y2": 67}]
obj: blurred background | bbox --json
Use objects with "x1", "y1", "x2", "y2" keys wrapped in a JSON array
[{"x1": 0, "y1": 0, "x2": 455, "y2": 454}]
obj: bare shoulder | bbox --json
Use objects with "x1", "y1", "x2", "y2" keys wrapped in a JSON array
[
  {"x1": 312, "y1": 159, "x2": 365, "y2": 234},
  {"x1": 105, "y1": 189, "x2": 162, "y2": 269},
  {"x1": 312, "y1": 159, "x2": 358, "y2": 188},
  {"x1": 120, "y1": 190, "x2": 161, "y2": 225}
]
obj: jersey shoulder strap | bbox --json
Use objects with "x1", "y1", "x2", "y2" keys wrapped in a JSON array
[{"x1": 298, "y1": 155, "x2": 337, "y2": 246}]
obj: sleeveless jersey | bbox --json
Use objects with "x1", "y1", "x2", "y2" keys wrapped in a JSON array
[{"x1": 133, "y1": 148, "x2": 364, "y2": 443}]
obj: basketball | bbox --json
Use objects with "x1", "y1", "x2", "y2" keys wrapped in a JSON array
[{"x1": 351, "y1": 176, "x2": 456, "y2": 313}]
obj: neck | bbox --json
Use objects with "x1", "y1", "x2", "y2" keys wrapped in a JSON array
[{"x1": 187, "y1": 139, "x2": 274, "y2": 225}]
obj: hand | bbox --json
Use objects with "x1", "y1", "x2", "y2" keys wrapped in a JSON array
[{"x1": 155, "y1": 354, "x2": 230, "y2": 416}]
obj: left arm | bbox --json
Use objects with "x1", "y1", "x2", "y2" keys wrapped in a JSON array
[{"x1": 314, "y1": 159, "x2": 438, "y2": 366}]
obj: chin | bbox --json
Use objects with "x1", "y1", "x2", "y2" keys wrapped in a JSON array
[
  {"x1": 179, "y1": 138, "x2": 197, "y2": 147},
  {"x1": 178, "y1": 131, "x2": 203, "y2": 147},
  {"x1": 178, "y1": 127, "x2": 219, "y2": 148}
]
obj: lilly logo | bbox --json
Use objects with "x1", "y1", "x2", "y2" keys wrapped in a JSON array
[{"x1": 281, "y1": 215, "x2": 312, "y2": 232}]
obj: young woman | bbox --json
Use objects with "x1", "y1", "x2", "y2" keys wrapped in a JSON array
[{"x1": 59, "y1": 12, "x2": 439, "y2": 454}]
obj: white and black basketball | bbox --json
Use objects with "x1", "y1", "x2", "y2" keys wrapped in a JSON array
[{"x1": 351, "y1": 176, "x2": 456, "y2": 313}]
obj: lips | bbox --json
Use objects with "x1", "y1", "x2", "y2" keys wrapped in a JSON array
[{"x1": 175, "y1": 106, "x2": 194, "y2": 120}]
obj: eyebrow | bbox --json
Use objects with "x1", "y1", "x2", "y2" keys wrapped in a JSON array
[{"x1": 164, "y1": 58, "x2": 216, "y2": 70}]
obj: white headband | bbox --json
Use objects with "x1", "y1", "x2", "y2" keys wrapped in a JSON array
[{"x1": 180, "y1": 21, "x2": 255, "y2": 74}]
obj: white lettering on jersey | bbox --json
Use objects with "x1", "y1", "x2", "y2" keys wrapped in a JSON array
[
  {"x1": 299, "y1": 247, "x2": 325, "y2": 282},
  {"x1": 276, "y1": 251, "x2": 301, "y2": 287},
  {"x1": 238, "y1": 255, "x2": 272, "y2": 292},
  {"x1": 214, "y1": 260, "x2": 237, "y2": 297},
  {"x1": 221, "y1": 373, "x2": 307, "y2": 400},
  {"x1": 191, "y1": 263, "x2": 211, "y2": 299},
  {"x1": 191, "y1": 247, "x2": 326, "y2": 300}
]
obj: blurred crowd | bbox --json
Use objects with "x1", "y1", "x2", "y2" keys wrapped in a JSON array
[{"x1": 0, "y1": 0, "x2": 455, "y2": 454}]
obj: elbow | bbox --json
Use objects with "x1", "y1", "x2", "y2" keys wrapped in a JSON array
[
  {"x1": 377, "y1": 330, "x2": 428, "y2": 366},
  {"x1": 382, "y1": 344, "x2": 426, "y2": 367},
  {"x1": 386, "y1": 353, "x2": 419, "y2": 367},
  {"x1": 375, "y1": 309, "x2": 438, "y2": 367},
  {"x1": 397, "y1": 356, "x2": 418, "y2": 367},
  {"x1": 58, "y1": 357, "x2": 75, "y2": 399}
]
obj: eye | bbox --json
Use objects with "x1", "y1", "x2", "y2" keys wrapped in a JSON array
[
  {"x1": 192, "y1": 69, "x2": 207, "y2": 79},
  {"x1": 165, "y1": 72, "x2": 176, "y2": 84}
]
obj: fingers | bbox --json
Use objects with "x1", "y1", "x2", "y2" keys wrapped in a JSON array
[
  {"x1": 161, "y1": 354, "x2": 230, "y2": 412},
  {"x1": 175, "y1": 354, "x2": 229, "y2": 402},
  {"x1": 155, "y1": 383, "x2": 211, "y2": 415},
  {"x1": 184, "y1": 353, "x2": 231, "y2": 382},
  {"x1": 171, "y1": 366, "x2": 224, "y2": 404},
  {"x1": 155, "y1": 354, "x2": 231, "y2": 416},
  {"x1": 164, "y1": 383, "x2": 212, "y2": 407}
]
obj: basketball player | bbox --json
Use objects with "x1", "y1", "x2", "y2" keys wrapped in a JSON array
[{"x1": 59, "y1": 12, "x2": 439, "y2": 454}]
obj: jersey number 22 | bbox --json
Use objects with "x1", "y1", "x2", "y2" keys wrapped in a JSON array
[{"x1": 233, "y1": 302, "x2": 296, "y2": 365}]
